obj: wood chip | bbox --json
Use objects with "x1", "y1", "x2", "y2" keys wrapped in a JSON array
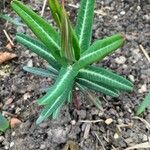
[
  {"x1": 83, "y1": 123, "x2": 91, "y2": 139},
  {"x1": 63, "y1": 140, "x2": 78, "y2": 150},
  {"x1": 0, "y1": 52, "x2": 16, "y2": 64},
  {"x1": 105, "y1": 118, "x2": 113, "y2": 125},
  {"x1": 10, "y1": 118, "x2": 22, "y2": 128}
]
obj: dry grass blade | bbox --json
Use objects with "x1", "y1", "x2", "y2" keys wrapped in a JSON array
[
  {"x1": 139, "y1": 44, "x2": 150, "y2": 63},
  {"x1": 0, "y1": 52, "x2": 16, "y2": 64},
  {"x1": 125, "y1": 142, "x2": 150, "y2": 150},
  {"x1": 132, "y1": 116, "x2": 150, "y2": 130},
  {"x1": 94, "y1": 132, "x2": 106, "y2": 150},
  {"x1": 79, "y1": 119, "x2": 103, "y2": 123},
  {"x1": 41, "y1": 0, "x2": 48, "y2": 17},
  {"x1": 3, "y1": 30, "x2": 14, "y2": 46}
]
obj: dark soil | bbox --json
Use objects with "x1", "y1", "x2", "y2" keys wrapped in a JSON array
[{"x1": 0, "y1": 0, "x2": 150, "y2": 150}]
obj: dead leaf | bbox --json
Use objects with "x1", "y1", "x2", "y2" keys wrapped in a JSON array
[
  {"x1": 10, "y1": 118, "x2": 22, "y2": 128},
  {"x1": 0, "y1": 52, "x2": 16, "y2": 64},
  {"x1": 63, "y1": 141, "x2": 78, "y2": 150},
  {"x1": 6, "y1": 42, "x2": 13, "y2": 50}
]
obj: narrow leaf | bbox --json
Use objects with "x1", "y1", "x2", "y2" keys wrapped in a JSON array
[
  {"x1": 11, "y1": 0, "x2": 65, "y2": 65},
  {"x1": 36, "y1": 88, "x2": 68, "y2": 124},
  {"x1": 75, "y1": 0, "x2": 95, "y2": 52},
  {"x1": 0, "y1": 113, "x2": 9, "y2": 132},
  {"x1": 37, "y1": 66, "x2": 78, "y2": 105},
  {"x1": 23, "y1": 66, "x2": 56, "y2": 78},
  {"x1": 79, "y1": 66, "x2": 133, "y2": 91},
  {"x1": 49, "y1": 0, "x2": 80, "y2": 60},
  {"x1": 74, "y1": 34, "x2": 125, "y2": 69},
  {"x1": 77, "y1": 78, "x2": 119, "y2": 97},
  {"x1": 16, "y1": 33, "x2": 60, "y2": 69},
  {"x1": 136, "y1": 92, "x2": 150, "y2": 115}
]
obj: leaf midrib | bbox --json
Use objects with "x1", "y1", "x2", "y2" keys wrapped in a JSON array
[{"x1": 79, "y1": 0, "x2": 89, "y2": 45}]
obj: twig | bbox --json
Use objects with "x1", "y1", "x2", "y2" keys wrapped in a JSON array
[
  {"x1": 132, "y1": 116, "x2": 150, "y2": 130},
  {"x1": 125, "y1": 142, "x2": 150, "y2": 150},
  {"x1": 139, "y1": 44, "x2": 150, "y2": 63},
  {"x1": 79, "y1": 119, "x2": 103, "y2": 123},
  {"x1": 41, "y1": 0, "x2": 48, "y2": 17},
  {"x1": 3, "y1": 29, "x2": 14, "y2": 46},
  {"x1": 83, "y1": 123, "x2": 91, "y2": 139},
  {"x1": 94, "y1": 132, "x2": 106, "y2": 150}
]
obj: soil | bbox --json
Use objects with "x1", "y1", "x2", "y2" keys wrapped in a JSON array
[{"x1": 0, "y1": 0, "x2": 150, "y2": 150}]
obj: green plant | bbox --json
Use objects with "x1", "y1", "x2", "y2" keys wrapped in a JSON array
[
  {"x1": 11, "y1": 0, "x2": 133, "y2": 124},
  {"x1": 0, "y1": 113, "x2": 9, "y2": 132},
  {"x1": 136, "y1": 92, "x2": 150, "y2": 115}
]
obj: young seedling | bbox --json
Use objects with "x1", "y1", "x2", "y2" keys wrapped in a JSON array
[
  {"x1": 11, "y1": 0, "x2": 133, "y2": 124},
  {"x1": 136, "y1": 92, "x2": 150, "y2": 115},
  {"x1": 0, "y1": 113, "x2": 9, "y2": 132}
]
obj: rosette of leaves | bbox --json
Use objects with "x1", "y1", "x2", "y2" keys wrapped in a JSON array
[{"x1": 11, "y1": 0, "x2": 133, "y2": 124}]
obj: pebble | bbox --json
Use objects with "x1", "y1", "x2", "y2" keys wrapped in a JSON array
[
  {"x1": 120, "y1": 11, "x2": 125, "y2": 15},
  {"x1": 128, "y1": 75, "x2": 135, "y2": 82},
  {"x1": 114, "y1": 133, "x2": 119, "y2": 139},
  {"x1": 10, "y1": 142, "x2": 15, "y2": 148},
  {"x1": 40, "y1": 144, "x2": 46, "y2": 149},
  {"x1": 115, "y1": 56, "x2": 126, "y2": 64},
  {"x1": 105, "y1": 118, "x2": 113, "y2": 125},
  {"x1": 0, "y1": 136, "x2": 5, "y2": 142},
  {"x1": 138, "y1": 84, "x2": 147, "y2": 93},
  {"x1": 71, "y1": 120, "x2": 76, "y2": 125},
  {"x1": 27, "y1": 59, "x2": 33, "y2": 67}
]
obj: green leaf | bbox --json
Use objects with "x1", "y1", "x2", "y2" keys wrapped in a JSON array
[
  {"x1": 67, "y1": 90, "x2": 73, "y2": 104},
  {"x1": 60, "y1": 7, "x2": 74, "y2": 62},
  {"x1": 37, "y1": 66, "x2": 78, "y2": 105},
  {"x1": 16, "y1": 33, "x2": 60, "y2": 69},
  {"x1": 75, "y1": 0, "x2": 95, "y2": 52},
  {"x1": 46, "y1": 65, "x2": 59, "y2": 75},
  {"x1": 0, "y1": 113, "x2": 9, "y2": 132},
  {"x1": 77, "y1": 78, "x2": 119, "y2": 97},
  {"x1": 52, "y1": 104, "x2": 63, "y2": 119},
  {"x1": 48, "y1": 0, "x2": 61, "y2": 28},
  {"x1": 136, "y1": 92, "x2": 150, "y2": 115},
  {"x1": 0, "y1": 13, "x2": 25, "y2": 26},
  {"x1": 74, "y1": 34, "x2": 125, "y2": 69},
  {"x1": 36, "y1": 88, "x2": 68, "y2": 124},
  {"x1": 79, "y1": 66, "x2": 133, "y2": 91},
  {"x1": 11, "y1": 0, "x2": 65, "y2": 65},
  {"x1": 23, "y1": 66, "x2": 56, "y2": 78},
  {"x1": 49, "y1": 0, "x2": 80, "y2": 61}
]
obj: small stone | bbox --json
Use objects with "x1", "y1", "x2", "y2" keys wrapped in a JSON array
[
  {"x1": 114, "y1": 133, "x2": 119, "y2": 139},
  {"x1": 71, "y1": 120, "x2": 76, "y2": 125},
  {"x1": 10, "y1": 142, "x2": 15, "y2": 148},
  {"x1": 128, "y1": 75, "x2": 135, "y2": 82},
  {"x1": 40, "y1": 144, "x2": 46, "y2": 149},
  {"x1": 142, "y1": 134, "x2": 148, "y2": 141},
  {"x1": 113, "y1": 15, "x2": 118, "y2": 19},
  {"x1": 137, "y1": 6, "x2": 141, "y2": 11},
  {"x1": 105, "y1": 118, "x2": 113, "y2": 125},
  {"x1": 11, "y1": 132, "x2": 16, "y2": 136},
  {"x1": 115, "y1": 56, "x2": 126, "y2": 64},
  {"x1": 27, "y1": 59, "x2": 33, "y2": 67},
  {"x1": 138, "y1": 84, "x2": 147, "y2": 93},
  {"x1": 120, "y1": 11, "x2": 125, "y2": 15},
  {"x1": 0, "y1": 136, "x2": 5, "y2": 142}
]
